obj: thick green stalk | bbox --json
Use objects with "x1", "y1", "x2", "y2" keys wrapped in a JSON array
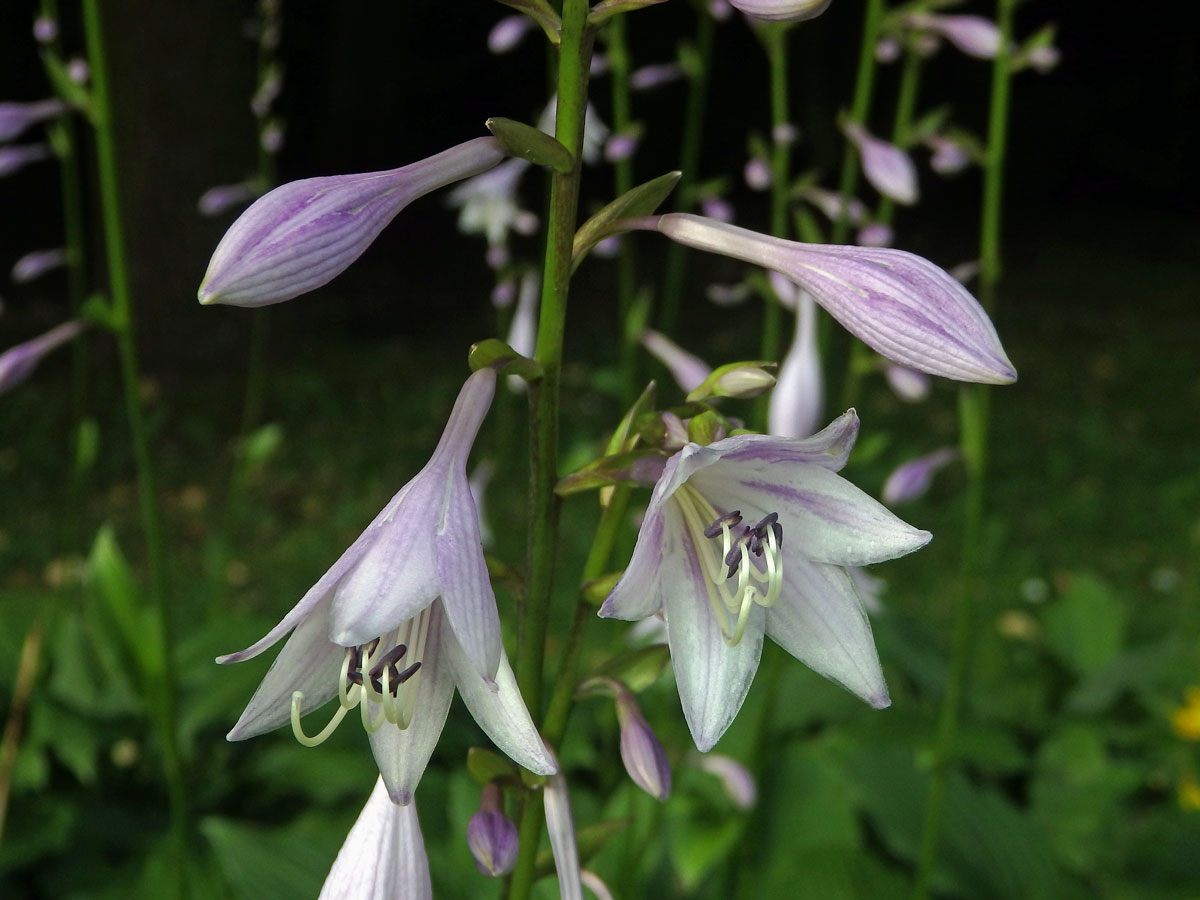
[
  {"x1": 508, "y1": 5, "x2": 592, "y2": 898},
  {"x1": 657, "y1": 5, "x2": 715, "y2": 334},
  {"x1": 910, "y1": 3, "x2": 1013, "y2": 897},
  {"x1": 82, "y1": 3, "x2": 188, "y2": 893}
]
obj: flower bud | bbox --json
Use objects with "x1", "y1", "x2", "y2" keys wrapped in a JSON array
[
  {"x1": 33, "y1": 16, "x2": 58, "y2": 44},
  {"x1": 882, "y1": 447, "x2": 958, "y2": 505},
  {"x1": 604, "y1": 130, "x2": 640, "y2": 164},
  {"x1": 883, "y1": 364, "x2": 931, "y2": 403},
  {"x1": 0, "y1": 100, "x2": 64, "y2": 142},
  {"x1": 467, "y1": 784, "x2": 519, "y2": 877},
  {"x1": 488, "y1": 15, "x2": 536, "y2": 54},
  {"x1": 694, "y1": 753, "x2": 756, "y2": 810},
  {"x1": 198, "y1": 136, "x2": 505, "y2": 307},
  {"x1": 743, "y1": 156, "x2": 771, "y2": 191},
  {"x1": 11, "y1": 248, "x2": 67, "y2": 283},
  {"x1": 875, "y1": 36, "x2": 902, "y2": 63},
  {"x1": 640, "y1": 330, "x2": 711, "y2": 393},
  {"x1": 768, "y1": 290, "x2": 822, "y2": 438},
  {"x1": 906, "y1": 13, "x2": 1002, "y2": 60},
  {"x1": 856, "y1": 222, "x2": 893, "y2": 247},
  {"x1": 67, "y1": 59, "x2": 91, "y2": 85},
  {"x1": 707, "y1": 362, "x2": 776, "y2": 400},
  {"x1": 926, "y1": 135, "x2": 971, "y2": 175},
  {"x1": 630, "y1": 63, "x2": 686, "y2": 92},
  {"x1": 701, "y1": 196, "x2": 734, "y2": 223},
  {"x1": 729, "y1": 0, "x2": 831, "y2": 23},
  {"x1": 616, "y1": 691, "x2": 671, "y2": 801},
  {"x1": 798, "y1": 185, "x2": 867, "y2": 226},
  {"x1": 197, "y1": 182, "x2": 258, "y2": 217},
  {"x1": 842, "y1": 122, "x2": 918, "y2": 206},
  {"x1": 0, "y1": 321, "x2": 86, "y2": 395},
  {"x1": 0, "y1": 144, "x2": 52, "y2": 179}
]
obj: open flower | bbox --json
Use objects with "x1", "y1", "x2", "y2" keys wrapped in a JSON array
[
  {"x1": 198, "y1": 136, "x2": 505, "y2": 307},
  {"x1": 319, "y1": 777, "x2": 431, "y2": 900},
  {"x1": 600, "y1": 412, "x2": 929, "y2": 750},
  {"x1": 219, "y1": 369, "x2": 556, "y2": 801},
  {"x1": 730, "y1": 0, "x2": 831, "y2": 23},
  {"x1": 652, "y1": 213, "x2": 1017, "y2": 384}
]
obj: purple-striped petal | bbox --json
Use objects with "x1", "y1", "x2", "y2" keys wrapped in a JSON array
[{"x1": 729, "y1": 0, "x2": 831, "y2": 23}]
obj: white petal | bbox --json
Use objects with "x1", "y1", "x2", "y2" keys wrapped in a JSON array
[
  {"x1": 368, "y1": 607, "x2": 456, "y2": 804},
  {"x1": 691, "y1": 461, "x2": 930, "y2": 567},
  {"x1": 765, "y1": 557, "x2": 889, "y2": 708},
  {"x1": 599, "y1": 507, "x2": 666, "y2": 621},
  {"x1": 663, "y1": 542, "x2": 765, "y2": 751},
  {"x1": 434, "y1": 469, "x2": 501, "y2": 681},
  {"x1": 227, "y1": 594, "x2": 342, "y2": 740},
  {"x1": 686, "y1": 411, "x2": 860, "y2": 473},
  {"x1": 544, "y1": 766, "x2": 584, "y2": 900},
  {"x1": 318, "y1": 778, "x2": 431, "y2": 900},
  {"x1": 445, "y1": 624, "x2": 557, "y2": 776}
]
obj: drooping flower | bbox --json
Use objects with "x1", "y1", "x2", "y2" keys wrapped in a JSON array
[
  {"x1": 600, "y1": 412, "x2": 930, "y2": 750},
  {"x1": 651, "y1": 213, "x2": 1017, "y2": 384},
  {"x1": 881, "y1": 447, "x2": 958, "y2": 505},
  {"x1": 219, "y1": 369, "x2": 556, "y2": 801},
  {"x1": 0, "y1": 320, "x2": 86, "y2": 395},
  {"x1": 729, "y1": 0, "x2": 831, "y2": 24},
  {"x1": 467, "y1": 783, "x2": 519, "y2": 877},
  {"x1": 841, "y1": 121, "x2": 918, "y2": 206},
  {"x1": 319, "y1": 777, "x2": 431, "y2": 900},
  {"x1": 543, "y1": 751, "x2": 585, "y2": 900},
  {"x1": 197, "y1": 136, "x2": 506, "y2": 307},
  {"x1": 0, "y1": 99, "x2": 65, "y2": 143},
  {"x1": 767, "y1": 274, "x2": 823, "y2": 439}
]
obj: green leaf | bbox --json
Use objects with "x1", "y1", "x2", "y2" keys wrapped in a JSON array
[
  {"x1": 486, "y1": 117, "x2": 573, "y2": 173},
  {"x1": 467, "y1": 747, "x2": 518, "y2": 786},
  {"x1": 588, "y1": 0, "x2": 669, "y2": 26},
  {"x1": 586, "y1": 645, "x2": 672, "y2": 693},
  {"x1": 201, "y1": 813, "x2": 345, "y2": 900},
  {"x1": 555, "y1": 448, "x2": 664, "y2": 496},
  {"x1": 1042, "y1": 572, "x2": 1127, "y2": 676},
  {"x1": 495, "y1": 0, "x2": 561, "y2": 45},
  {"x1": 534, "y1": 818, "x2": 631, "y2": 877},
  {"x1": 468, "y1": 338, "x2": 544, "y2": 381},
  {"x1": 571, "y1": 171, "x2": 681, "y2": 270}
]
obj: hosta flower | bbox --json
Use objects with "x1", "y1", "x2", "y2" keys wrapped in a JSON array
[
  {"x1": 10, "y1": 248, "x2": 68, "y2": 283},
  {"x1": 0, "y1": 99, "x2": 64, "y2": 142},
  {"x1": 640, "y1": 329, "x2": 711, "y2": 393},
  {"x1": 319, "y1": 777, "x2": 431, "y2": 900},
  {"x1": 0, "y1": 320, "x2": 86, "y2": 395},
  {"x1": 842, "y1": 121, "x2": 918, "y2": 205},
  {"x1": 616, "y1": 688, "x2": 672, "y2": 801},
  {"x1": 446, "y1": 158, "x2": 539, "y2": 264},
  {"x1": 543, "y1": 752, "x2": 585, "y2": 900},
  {"x1": 467, "y1": 784, "x2": 519, "y2": 877},
  {"x1": 197, "y1": 136, "x2": 505, "y2": 307},
  {"x1": 0, "y1": 143, "x2": 52, "y2": 178},
  {"x1": 730, "y1": 0, "x2": 831, "y2": 23},
  {"x1": 905, "y1": 13, "x2": 1002, "y2": 60},
  {"x1": 767, "y1": 273, "x2": 823, "y2": 439},
  {"x1": 651, "y1": 213, "x2": 1017, "y2": 384},
  {"x1": 881, "y1": 447, "x2": 958, "y2": 505},
  {"x1": 600, "y1": 412, "x2": 930, "y2": 749},
  {"x1": 219, "y1": 369, "x2": 556, "y2": 801}
]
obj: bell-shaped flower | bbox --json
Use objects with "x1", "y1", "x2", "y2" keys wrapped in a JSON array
[
  {"x1": 467, "y1": 783, "x2": 520, "y2": 876},
  {"x1": 730, "y1": 0, "x2": 831, "y2": 23},
  {"x1": 319, "y1": 777, "x2": 431, "y2": 900},
  {"x1": 1, "y1": 320, "x2": 86, "y2": 395},
  {"x1": 768, "y1": 280, "x2": 823, "y2": 438},
  {"x1": 0, "y1": 99, "x2": 65, "y2": 143},
  {"x1": 600, "y1": 412, "x2": 930, "y2": 750},
  {"x1": 219, "y1": 369, "x2": 556, "y2": 802},
  {"x1": 197, "y1": 136, "x2": 506, "y2": 307},
  {"x1": 616, "y1": 689, "x2": 672, "y2": 801},
  {"x1": 905, "y1": 13, "x2": 1002, "y2": 60},
  {"x1": 882, "y1": 447, "x2": 958, "y2": 505},
  {"x1": 842, "y1": 122, "x2": 918, "y2": 206},
  {"x1": 651, "y1": 213, "x2": 1017, "y2": 384}
]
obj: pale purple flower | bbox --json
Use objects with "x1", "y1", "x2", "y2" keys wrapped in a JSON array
[
  {"x1": 701, "y1": 196, "x2": 735, "y2": 223},
  {"x1": 488, "y1": 15, "x2": 536, "y2": 54},
  {"x1": 768, "y1": 287, "x2": 824, "y2": 439},
  {"x1": 538, "y1": 97, "x2": 610, "y2": 166},
  {"x1": 616, "y1": 689, "x2": 672, "y2": 800},
  {"x1": 709, "y1": 0, "x2": 735, "y2": 21},
  {"x1": 906, "y1": 13, "x2": 1002, "y2": 60},
  {"x1": 197, "y1": 181, "x2": 259, "y2": 217},
  {"x1": 926, "y1": 135, "x2": 971, "y2": 175},
  {"x1": 729, "y1": 0, "x2": 831, "y2": 23},
  {"x1": 0, "y1": 100, "x2": 64, "y2": 142},
  {"x1": 11, "y1": 248, "x2": 67, "y2": 283},
  {"x1": 630, "y1": 63, "x2": 686, "y2": 92},
  {"x1": 592, "y1": 235, "x2": 621, "y2": 258},
  {"x1": 506, "y1": 271, "x2": 540, "y2": 392},
  {"x1": 600, "y1": 413, "x2": 930, "y2": 749},
  {"x1": 467, "y1": 783, "x2": 519, "y2": 877},
  {"x1": 604, "y1": 130, "x2": 640, "y2": 163},
  {"x1": 693, "y1": 753, "x2": 757, "y2": 809},
  {"x1": 447, "y1": 158, "x2": 534, "y2": 254},
  {"x1": 842, "y1": 122, "x2": 918, "y2": 206},
  {"x1": 260, "y1": 119, "x2": 285, "y2": 154},
  {"x1": 856, "y1": 222, "x2": 893, "y2": 247},
  {"x1": 950, "y1": 260, "x2": 981, "y2": 285},
  {"x1": 543, "y1": 753, "x2": 585, "y2": 900},
  {"x1": 33, "y1": 16, "x2": 58, "y2": 44},
  {"x1": 653, "y1": 213, "x2": 1017, "y2": 384},
  {"x1": 772, "y1": 122, "x2": 799, "y2": 148},
  {"x1": 491, "y1": 277, "x2": 517, "y2": 309},
  {"x1": 882, "y1": 447, "x2": 958, "y2": 505},
  {"x1": 1021, "y1": 45, "x2": 1061, "y2": 74},
  {"x1": 798, "y1": 185, "x2": 867, "y2": 227},
  {"x1": 883, "y1": 364, "x2": 931, "y2": 403},
  {"x1": 0, "y1": 144, "x2": 52, "y2": 178},
  {"x1": 67, "y1": 59, "x2": 90, "y2": 85},
  {"x1": 218, "y1": 369, "x2": 556, "y2": 801},
  {"x1": 641, "y1": 330, "x2": 711, "y2": 394},
  {"x1": 743, "y1": 157, "x2": 771, "y2": 191},
  {"x1": 875, "y1": 36, "x2": 902, "y2": 64},
  {"x1": 661, "y1": 411, "x2": 690, "y2": 451},
  {"x1": 0, "y1": 320, "x2": 86, "y2": 395},
  {"x1": 319, "y1": 777, "x2": 431, "y2": 900},
  {"x1": 198, "y1": 137, "x2": 505, "y2": 307}
]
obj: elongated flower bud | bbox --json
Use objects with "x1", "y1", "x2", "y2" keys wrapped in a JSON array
[
  {"x1": 906, "y1": 13, "x2": 1002, "y2": 60},
  {"x1": 641, "y1": 330, "x2": 711, "y2": 393},
  {"x1": 0, "y1": 320, "x2": 86, "y2": 394},
  {"x1": 616, "y1": 691, "x2": 672, "y2": 801},
  {"x1": 768, "y1": 289, "x2": 823, "y2": 438},
  {"x1": 882, "y1": 447, "x2": 958, "y2": 505},
  {"x1": 197, "y1": 137, "x2": 506, "y2": 307},
  {"x1": 729, "y1": 0, "x2": 831, "y2": 23},
  {"x1": 842, "y1": 122, "x2": 918, "y2": 206},
  {"x1": 654, "y1": 214, "x2": 1016, "y2": 384},
  {"x1": 0, "y1": 99, "x2": 65, "y2": 143},
  {"x1": 0, "y1": 144, "x2": 52, "y2": 179},
  {"x1": 467, "y1": 784, "x2": 519, "y2": 877},
  {"x1": 884, "y1": 364, "x2": 931, "y2": 403},
  {"x1": 11, "y1": 248, "x2": 67, "y2": 283},
  {"x1": 694, "y1": 753, "x2": 757, "y2": 810}
]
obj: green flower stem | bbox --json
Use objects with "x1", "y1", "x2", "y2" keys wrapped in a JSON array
[
  {"x1": 760, "y1": 24, "x2": 790, "y2": 365},
  {"x1": 657, "y1": 5, "x2": 715, "y2": 335},
  {"x1": 508, "y1": 5, "x2": 592, "y2": 898},
  {"x1": 831, "y1": 0, "x2": 885, "y2": 245},
  {"x1": 911, "y1": 3, "x2": 1013, "y2": 897},
  {"x1": 840, "y1": 45, "x2": 923, "y2": 410},
  {"x1": 82, "y1": 2, "x2": 189, "y2": 893}
]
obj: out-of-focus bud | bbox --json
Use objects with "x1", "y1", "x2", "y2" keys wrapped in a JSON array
[
  {"x1": 640, "y1": 330, "x2": 711, "y2": 393},
  {"x1": 0, "y1": 320, "x2": 86, "y2": 395},
  {"x1": 615, "y1": 690, "x2": 671, "y2": 801},
  {"x1": 883, "y1": 364, "x2": 931, "y2": 403},
  {"x1": 0, "y1": 100, "x2": 65, "y2": 142},
  {"x1": 841, "y1": 121, "x2": 918, "y2": 206},
  {"x1": 491, "y1": 277, "x2": 517, "y2": 309},
  {"x1": 592, "y1": 235, "x2": 621, "y2": 258},
  {"x1": 0, "y1": 143, "x2": 52, "y2": 178},
  {"x1": 198, "y1": 136, "x2": 505, "y2": 307},
  {"x1": 881, "y1": 447, "x2": 958, "y2": 505},
  {"x1": 701, "y1": 196, "x2": 734, "y2": 223},
  {"x1": 66, "y1": 59, "x2": 90, "y2": 85},
  {"x1": 905, "y1": 13, "x2": 1002, "y2": 60},
  {"x1": 926, "y1": 135, "x2": 971, "y2": 175},
  {"x1": 729, "y1": 0, "x2": 831, "y2": 23},
  {"x1": 630, "y1": 62, "x2": 686, "y2": 92},
  {"x1": 875, "y1": 35, "x2": 902, "y2": 63},
  {"x1": 768, "y1": 290, "x2": 822, "y2": 438},
  {"x1": 743, "y1": 156, "x2": 771, "y2": 191},
  {"x1": 604, "y1": 130, "x2": 641, "y2": 164},
  {"x1": 949, "y1": 260, "x2": 981, "y2": 284},
  {"x1": 705, "y1": 282, "x2": 752, "y2": 307},
  {"x1": 694, "y1": 753, "x2": 757, "y2": 810},
  {"x1": 590, "y1": 54, "x2": 611, "y2": 76},
  {"x1": 798, "y1": 185, "x2": 867, "y2": 226},
  {"x1": 709, "y1": 0, "x2": 734, "y2": 20},
  {"x1": 197, "y1": 181, "x2": 259, "y2": 217},
  {"x1": 467, "y1": 784, "x2": 520, "y2": 877},
  {"x1": 488, "y1": 15, "x2": 536, "y2": 54},
  {"x1": 772, "y1": 122, "x2": 799, "y2": 148},
  {"x1": 260, "y1": 119, "x2": 285, "y2": 154},
  {"x1": 33, "y1": 15, "x2": 58, "y2": 44},
  {"x1": 1017, "y1": 44, "x2": 1060, "y2": 74},
  {"x1": 856, "y1": 222, "x2": 893, "y2": 247},
  {"x1": 505, "y1": 271, "x2": 540, "y2": 393},
  {"x1": 250, "y1": 64, "x2": 284, "y2": 118},
  {"x1": 11, "y1": 248, "x2": 67, "y2": 283}
]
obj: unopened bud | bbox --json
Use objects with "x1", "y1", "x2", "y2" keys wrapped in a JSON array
[
  {"x1": 0, "y1": 144, "x2": 52, "y2": 178},
  {"x1": 688, "y1": 360, "x2": 776, "y2": 401},
  {"x1": 882, "y1": 447, "x2": 958, "y2": 505},
  {"x1": 0, "y1": 100, "x2": 64, "y2": 143},
  {"x1": 0, "y1": 321, "x2": 86, "y2": 395},
  {"x1": 616, "y1": 691, "x2": 671, "y2": 801},
  {"x1": 33, "y1": 15, "x2": 58, "y2": 44},
  {"x1": 11, "y1": 248, "x2": 67, "y2": 283},
  {"x1": 641, "y1": 330, "x2": 711, "y2": 394},
  {"x1": 842, "y1": 121, "x2": 918, "y2": 206},
  {"x1": 488, "y1": 15, "x2": 535, "y2": 54},
  {"x1": 467, "y1": 784, "x2": 519, "y2": 877},
  {"x1": 694, "y1": 753, "x2": 757, "y2": 810},
  {"x1": 743, "y1": 156, "x2": 771, "y2": 191},
  {"x1": 883, "y1": 364, "x2": 931, "y2": 403}
]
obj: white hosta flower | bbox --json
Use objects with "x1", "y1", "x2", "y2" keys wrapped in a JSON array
[
  {"x1": 768, "y1": 286, "x2": 823, "y2": 438},
  {"x1": 219, "y1": 369, "x2": 556, "y2": 802},
  {"x1": 600, "y1": 412, "x2": 930, "y2": 749},
  {"x1": 730, "y1": 0, "x2": 831, "y2": 23},
  {"x1": 446, "y1": 157, "x2": 537, "y2": 253}
]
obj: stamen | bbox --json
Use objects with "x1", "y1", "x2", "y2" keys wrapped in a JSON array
[
  {"x1": 291, "y1": 690, "x2": 349, "y2": 747},
  {"x1": 368, "y1": 642, "x2": 409, "y2": 680},
  {"x1": 704, "y1": 510, "x2": 742, "y2": 538}
]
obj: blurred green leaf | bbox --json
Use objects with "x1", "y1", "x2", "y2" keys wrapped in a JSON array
[
  {"x1": 201, "y1": 813, "x2": 344, "y2": 900},
  {"x1": 1043, "y1": 572, "x2": 1127, "y2": 676},
  {"x1": 586, "y1": 645, "x2": 671, "y2": 694}
]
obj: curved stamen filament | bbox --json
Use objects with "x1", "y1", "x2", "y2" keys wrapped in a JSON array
[{"x1": 291, "y1": 690, "x2": 350, "y2": 747}]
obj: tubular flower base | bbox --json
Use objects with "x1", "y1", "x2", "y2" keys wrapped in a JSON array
[
  {"x1": 654, "y1": 213, "x2": 1017, "y2": 385},
  {"x1": 197, "y1": 136, "x2": 506, "y2": 307},
  {"x1": 600, "y1": 412, "x2": 930, "y2": 750},
  {"x1": 218, "y1": 369, "x2": 556, "y2": 802},
  {"x1": 319, "y1": 777, "x2": 431, "y2": 900}
]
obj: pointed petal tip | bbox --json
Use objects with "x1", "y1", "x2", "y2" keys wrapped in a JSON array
[{"x1": 868, "y1": 690, "x2": 891, "y2": 710}]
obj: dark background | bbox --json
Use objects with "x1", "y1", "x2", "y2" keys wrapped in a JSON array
[{"x1": 1, "y1": 1, "x2": 1196, "y2": 373}]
